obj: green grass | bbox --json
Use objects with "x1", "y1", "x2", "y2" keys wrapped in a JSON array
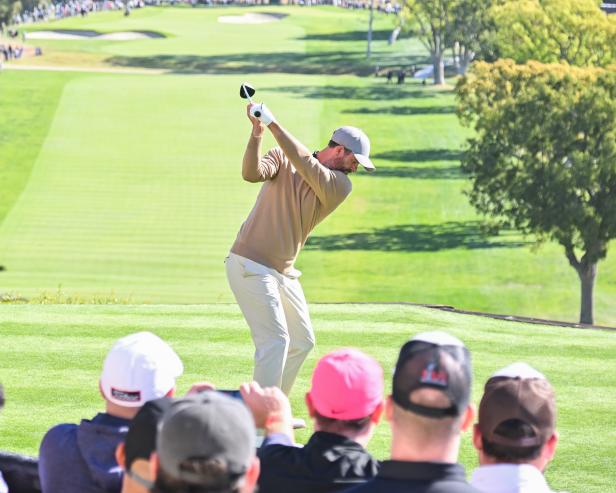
[
  {"x1": 0, "y1": 71, "x2": 81, "y2": 225},
  {"x1": 20, "y1": 6, "x2": 425, "y2": 73},
  {"x1": 1, "y1": 6, "x2": 615, "y2": 326},
  {"x1": 1, "y1": 304, "x2": 615, "y2": 492}
]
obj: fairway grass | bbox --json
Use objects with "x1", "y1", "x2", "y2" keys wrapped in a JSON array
[
  {"x1": 1, "y1": 303, "x2": 615, "y2": 492},
  {"x1": 1, "y1": 6, "x2": 615, "y2": 326}
]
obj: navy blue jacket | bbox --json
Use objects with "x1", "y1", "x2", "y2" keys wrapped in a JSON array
[{"x1": 38, "y1": 413, "x2": 130, "y2": 493}]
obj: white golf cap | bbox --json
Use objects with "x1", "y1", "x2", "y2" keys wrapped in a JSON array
[
  {"x1": 100, "y1": 332, "x2": 183, "y2": 408},
  {"x1": 331, "y1": 126, "x2": 375, "y2": 172}
]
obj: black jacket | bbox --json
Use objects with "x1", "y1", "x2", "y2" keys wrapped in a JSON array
[
  {"x1": 342, "y1": 461, "x2": 481, "y2": 493},
  {"x1": 258, "y1": 431, "x2": 379, "y2": 493}
]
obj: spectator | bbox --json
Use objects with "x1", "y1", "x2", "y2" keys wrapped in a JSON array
[
  {"x1": 344, "y1": 331, "x2": 479, "y2": 493},
  {"x1": 151, "y1": 392, "x2": 260, "y2": 493},
  {"x1": 242, "y1": 348, "x2": 384, "y2": 493},
  {"x1": 470, "y1": 363, "x2": 560, "y2": 493},
  {"x1": 39, "y1": 332, "x2": 183, "y2": 493},
  {"x1": 115, "y1": 397, "x2": 173, "y2": 493},
  {"x1": 0, "y1": 384, "x2": 8, "y2": 493}
]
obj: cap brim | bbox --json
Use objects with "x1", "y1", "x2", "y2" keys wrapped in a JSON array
[{"x1": 355, "y1": 154, "x2": 375, "y2": 172}]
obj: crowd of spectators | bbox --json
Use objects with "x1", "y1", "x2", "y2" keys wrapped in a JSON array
[
  {"x1": 4, "y1": 0, "x2": 145, "y2": 30},
  {"x1": 0, "y1": 327, "x2": 562, "y2": 493},
  {"x1": 4, "y1": 0, "x2": 399, "y2": 34}
]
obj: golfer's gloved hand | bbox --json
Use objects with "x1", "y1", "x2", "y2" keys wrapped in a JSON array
[{"x1": 250, "y1": 103, "x2": 276, "y2": 126}]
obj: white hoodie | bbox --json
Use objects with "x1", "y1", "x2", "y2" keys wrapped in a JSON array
[{"x1": 470, "y1": 464, "x2": 565, "y2": 493}]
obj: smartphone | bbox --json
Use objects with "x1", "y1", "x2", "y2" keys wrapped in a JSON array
[{"x1": 218, "y1": 389, "x2": 243, "y2": 401}]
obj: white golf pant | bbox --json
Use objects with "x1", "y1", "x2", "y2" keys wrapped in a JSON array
[{"x1": 225, "y1": 253, "x2": 315, "y2": 394}]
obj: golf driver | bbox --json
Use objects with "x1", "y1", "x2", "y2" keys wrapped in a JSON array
[{"x1": 240, "y1": 82, "x2": 260, "y2": 118}]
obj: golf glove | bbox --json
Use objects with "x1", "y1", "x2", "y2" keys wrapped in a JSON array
[{"x1": 251, "y1": 103, "x2": 276, "y2": 126}]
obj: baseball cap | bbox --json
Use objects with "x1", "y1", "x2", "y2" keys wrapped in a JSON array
[
  {"x1": 308, "y1": 348, "x2": 384, "y2": 421},
  {"x1": 100, "y1": 332, "x2": 183, "y2": 408},
  {"x1": 157, "y1": 392, "x2": 256, "y2": 488},
  {"x1": 331, "y1": 126, "x2": 375, "y2": 172},
  {"x1": 125, "y1": 397, "x2": 173, "y2": 470},
  {"x1": 392, "y1": 331, "x2": 472, "y2": 419},
  {"x1": 479, "y1": 362, "x2": 556, "y2": 447}
]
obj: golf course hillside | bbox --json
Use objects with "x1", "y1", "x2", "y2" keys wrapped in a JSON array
[
  {"x1": 2, "y1": 303, "x2": 616, "y2": 492},
  {"x1": 1, "y1": 5, "x2": 615, "y2": 326}
]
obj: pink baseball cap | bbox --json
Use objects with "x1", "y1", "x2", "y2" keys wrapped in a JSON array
[{"x1": 308, "y1": 348, "x2": 384, "y2": 420}]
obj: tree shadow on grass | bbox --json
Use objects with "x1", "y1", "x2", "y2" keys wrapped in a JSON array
[
  {"x1": 108, "y1": 50, "x2": 399, "y2": 76},
  {"x1": 298, "y1": 29, "x2": 392, "y2": 42},
  {"x1": 264, "y1": 84, "x2": 432, "y2": 101},
  {"x1": 305, "y1": 222, "x2": 527, "y2": 252},
  {"x1": 344, "y1": 105, "x2": 456, "y2": 116},
  {"x1": 373, "y1": 149, "x2": 464, "y2": 162},
  {"x1": 370, "y1": 166, "x2": 463, "y2": 179}
]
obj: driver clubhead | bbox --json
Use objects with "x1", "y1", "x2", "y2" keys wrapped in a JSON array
[{"x1": 240, "y1": 83, "x2": 256, "y2": 100}]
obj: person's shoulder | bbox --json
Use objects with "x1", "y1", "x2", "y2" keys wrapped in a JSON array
[
  {"x1": 41, "y1": 422, "x2": 78, "y2": 444},
  {"x1": 330, "y1": 169, "x2": 353, "y2": 197},
  {"x1": 39, "y1": 422, "x2": 79, "y2": 461},
  {"x1": 258, "y1": 441, "x2": 303, "y2": 462},
  {"x1": 436, "y1": 480, "x2": 481, "y2": 493}
]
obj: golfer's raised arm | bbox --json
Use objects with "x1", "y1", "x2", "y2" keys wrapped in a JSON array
[
  {"x1": 268, "y1": 122, "x2": 348, "y2": 205},
  {"x1": 242, "y1": 105, "x2": 278, "y2": 182}
]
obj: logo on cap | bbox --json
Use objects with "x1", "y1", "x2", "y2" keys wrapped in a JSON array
[
  {"x1": 420, "y1": 363, "x2": 448, "y2": 387},
  {"x1": 111, "y1": 388, "x2": 142, "y2": 403}
]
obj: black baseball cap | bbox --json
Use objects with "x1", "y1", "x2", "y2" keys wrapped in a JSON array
[
  {"x1": 392, "y1": 331, "x2": 472, "y2": 419},
  {"x1": 125, "y1": 396, "x2": 173, "y2": 470}
]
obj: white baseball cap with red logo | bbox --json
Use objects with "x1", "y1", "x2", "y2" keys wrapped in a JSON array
[{"x1": 100, "y1": 332, "x2": 183, "y2": 407}]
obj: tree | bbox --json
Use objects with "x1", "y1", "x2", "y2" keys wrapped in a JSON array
[
  {"x1": 448, "y1": 0, "x2": 500, "y2": 74},
  {"x1": 0, "y1": 0, "x2": 15, "y2": 25},
  {"x1": 491, "y1": 0, "x2": 616, "y2": 67},
  {"x1": 398, "y1": 0, "x2": 455, "y2": 84},
  {"x1": 456, "y1": 60, "x2": 616, "y2": 325}
]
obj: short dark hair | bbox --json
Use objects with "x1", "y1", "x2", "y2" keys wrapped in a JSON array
[
  {"x1": 482, "y1": 419, "x2": 543, "y2": 463},
  {"x1": 313, "y1": 410, "x2": 372, "y2": 432},
  {"x1": 328, "y1": 140, "x2": 352, "y2": 154},
  {"x1": 152, "y1": 463, "x2": 241, "y2": 493}
]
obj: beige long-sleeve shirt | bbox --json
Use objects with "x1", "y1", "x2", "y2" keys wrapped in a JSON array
[{"x1": 231, "y1": 147, "x2": 352, "y2": 275}]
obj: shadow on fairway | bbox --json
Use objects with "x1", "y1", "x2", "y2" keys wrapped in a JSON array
[
  {"x1": 304, "y1": 222, "x2": 527, "y2": 252},
  {"x1": 106, "y1": 52, "x2": 430, "y2": 77},
  {"x1": 298, "y1": 29, "x2": 392, "y2": 42},
  {"x1": 369, "y1": 165, "x2": 463, "y2": 179},
  {"x1": 268, "y1": 85, "x2": 434, "y2": 100},
  {"x1": 373, "y1": 149, "x2": 463, "y2": 162},
  {"x1": 344, "y1": 105, "x2": 456, "y2": 116}
]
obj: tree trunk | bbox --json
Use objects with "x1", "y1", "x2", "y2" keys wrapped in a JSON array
[
  {"x1": 452, "y1": 41, "x2": 459, "y2": 73},
  {"x1": 366, "y1": 1, "x2": 374, "y2": 58},
  {"x1": 432, "y1": 51, "x2": 445, "y2": 85},
  {"x1": 577, "y1": 262, "x2": 597, "y2": 325},
  {"x1": 459, "y1": 46, "x2": 474, "y2": 75}
]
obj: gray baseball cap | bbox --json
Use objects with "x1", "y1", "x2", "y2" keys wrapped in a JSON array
[
  {"x1": 157, "y1": 392, "x2": 256, "y2": 488},
  {"x1": 332, "y1": 126, "x2": 375, "y2": 172}
]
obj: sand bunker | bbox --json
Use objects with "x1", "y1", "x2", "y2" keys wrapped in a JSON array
[
  {"x1": 218, "y1": 12, "x2": 286, "y2": 24},
  {"x1": 25, "y1": 29, "x2": 163, "y2": 40}
]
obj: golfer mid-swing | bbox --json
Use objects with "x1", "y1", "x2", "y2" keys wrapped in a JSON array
[{"x1": 226, "y1": 102, "x2": 375, "y2": 395}]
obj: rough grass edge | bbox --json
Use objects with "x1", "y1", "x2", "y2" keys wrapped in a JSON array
[{"x1": 0, "y1": 287, "x2": 136, "y2": 304}]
